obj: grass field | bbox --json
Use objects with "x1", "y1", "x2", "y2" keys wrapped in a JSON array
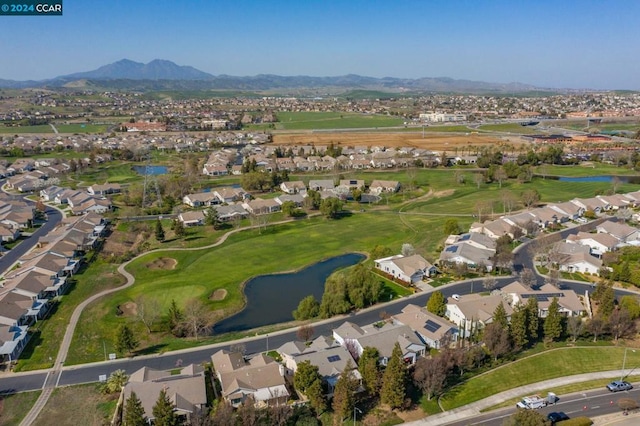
[
  {"x1": 534, "y1": 163, "x2": 640, "y2": 177},
  {"x1": 32, "y1": 383, "x2": 116, "y2": 426},
  {"x1": 0, "y1": 391, "x2": 41, "y2": 426},
  {"x1": 0, "y1": 124, "x2": 54, "y2": 134},
  {"x1": 54, "y1": 123, "x2": 108, "y2": 133},
  {"x1": 440, "y1": 346, "x2": 640, "y2": 410},
  {"x1": 275, "y1": 112, "x2": 405, "y2": 130}
]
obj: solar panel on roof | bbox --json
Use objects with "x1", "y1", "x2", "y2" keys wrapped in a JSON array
[
  {"x1": 327, "y1": 355, "x2": 341, "y2": 363},
  {"x1": 445, "y1": 246, "x2": 458, "y2": 253},
  {"x1": 425, "y1": 320, "x2": 442, "y2": 333},
  {"x1": 460, "y1": 234, "x2": 470, "y2": 241}
]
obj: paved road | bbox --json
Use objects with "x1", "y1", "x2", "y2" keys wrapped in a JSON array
[
  {"x1": 0, "y1": 206, "x2": 62, "y2": 272},
  {"x1": 447, "y1": 386, "x2": 640, "y2": 426}
]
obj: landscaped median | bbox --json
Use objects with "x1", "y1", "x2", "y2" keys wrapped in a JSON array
[{"x1": 439, "y1": 346, "x2": 640, "y2": 411}]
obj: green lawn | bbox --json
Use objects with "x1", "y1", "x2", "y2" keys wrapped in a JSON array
[
  {"x1": 275, "y1": 112, "x2": 404, "y2": 130},
  {"x1": 0, "y1": 124, "x2": 54, "y2": 134},
  {"x1": 440, "y1": 346, "x2": 640, "y2": 410},
  {"x1": 0, "y1": 391, "x2": 41, "y2": 426},
  {"x1": 535, "y1": 163, "x2": 640, "y2": 177},
  {"x1": 55, "y1": 123, "x2": 108, "y2": 134},
  {"x1": 421, "y1": 125, "x2": 471, "y2": 133}
]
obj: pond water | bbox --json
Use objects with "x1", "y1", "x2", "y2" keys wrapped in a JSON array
[
  {"x1": 213, "y1": 253, "x2": 366, "y2": 333},
  {"x1": 132, "y1": 165, "x2": 168, "y2": 175},
  {"x1": 556, "y1": 175, "x2": 640, "y2": 184}
]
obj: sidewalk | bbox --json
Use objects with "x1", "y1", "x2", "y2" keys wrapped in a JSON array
[{"x1": 406, "y1": 370, "x2": 628, "y2": 425}]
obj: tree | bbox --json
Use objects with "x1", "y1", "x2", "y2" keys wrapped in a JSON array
[
  {"x1": 608, "y1": 307, "x2": 636, "y2": 342},
  {"x1": 296, "y1": 324, "x2": 315, "y2": 342},
  {"x1": 401, "y1": 243, "x2": 415, "y2": 257},
  {"x1": 483, "y1": 323, "x2": 512, "y2": 361},
  {"x1": 205, "y1": 206, "x2": 221, "y2": 228},
  {"x1": 294, "y1": 361, "x2": 322, "y2": 394},
  {"x1": 525, "y1": 297, "x2": 540, "y2": 342},
  {"x1": 305, "y1": 189, "x2": 322, "y2": 210},
  {"x1": 588, "y1": 315, "x2": 608, "y2": 342},
  {"x1": 281, "y1": 200, "x2": 298, "y2": 217},
  {"x1": 115, "y1": 324, "x2": 138, "y2": 356},
  {"x1": 474, "y1": 173, "x2": 484, "y2": 189},
  {"x1": 543, "y1": 297, "x2": 563, "y2": 343},
  {"x1": 319, "y1": 197, "x2": 342, "y2": 219},
  {"x1": 152, "y1": 388, "x2": 178, "y2": 426},
  {"x1": 521, "y1": 189, "x2": 541, "y2": 209},
  {"x1": 182, "y1": 298, "x2": 213, "y2": 340},
  {"x1": 359, "y1": 347, "x2": 381, "y2": 397},
  {"x1": 520, "y1": 268, "x2": 537, "y2": 288},
  {"x1": 102, "y1": 369, "x2": 129, "y2": 394},
  {"x1": 443, "y1": 218, "x2": 460, "y2": 236},
  {"x1": 426, "y1": 290, "x2": 446, "y2": 317},
  {"x1": 619, "y1": 295, "x2": 640, "y2": 320},
  {"x1": 483, "y1": 276, "x2": 498, "y2": 291},
  {"x1": 597, "y1": 283, "x2": 616, "y2": 319},
  {"x1": 166, "y1": 299, "x2": 184, "y2": 337},
  {"x1": 503, "y1": 408, "x2": 550, "y2": 426},
  {"x1": 155, "y1": 218, "x2": 165, "y2": 242},
  {"x1": 413, "y1": 355, "x2": 448, "y2": 401},
  {"x1": 173, "y1": 219, "x2": 185, "y2": 238},
  {"x1": 135, "y1": 295, "x2": 161, "y2": 334},
  {"x1": 380, "y1": 343, "x2": 407, "y2": 409},
  {"x1": 293, "y1": 295, "x2": 320, "y2": 321},
  {"x1": 510, "y1": 305, "x2": 529, "y2": 350},
  {"x1": 332, "y1": 360, "x2": 359, "y2": 420},
  {"x1": 494, "y1": 167, "x2": 507, "y2": 188},
  {"x1": 567, "y1": 316, "x2": 584, "y2": 343},
  {"x1": 493, "y1": 303, "x2": 509, "y2": 329},
  {"x1": 124, "y1": 391, "x2": 147, "y2": 426},
  {"x1": 306, "y1": 378, "x2": 327, "y2": 415}
]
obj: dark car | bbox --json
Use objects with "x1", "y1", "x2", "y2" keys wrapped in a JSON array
[
  {"x1": 547, "y1": 412, "x2": 570, "y2": 424},
  {"x1": 607, "y1": 380, "x2": 633, "y2": 392}
]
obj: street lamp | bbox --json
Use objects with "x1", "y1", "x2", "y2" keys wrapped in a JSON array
[
  {"x1": 353, "y1": 405, "x2": 362, "y2": 425},
  {"x1": 266, "y1": 334, "x2": 269, "y2": 354},
  {"x1": 621, "y1": 347, "x2": 636, "y2": 381}
]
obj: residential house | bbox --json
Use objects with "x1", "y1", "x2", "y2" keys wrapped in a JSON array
[
  {"x1": 374, "y1": 254, "x2": 437, "y2": 284},
  {"x1": 500, "y1": 281, "x2": 586, "y2": 317},
  {"x1": 445, "y1": 294, "x2": 513, "y2": 337},
  {"x1": 87, "y1": 183, "x2": 122, "y2": 196},
  {"x1": 0, "y1": 324, "x2": 29, "y2": 364},
  {"x1": 214, "y1": 204, "x2": 249, "y2": 222},
  {"x1": 211, "y1": 350, "x2": 289, "y2": 407},
  {"x1": 183, "y1": 192, "x2": 218, "y2": 207},
  {"x1": 549, "y1": 201, "x2": 585, "y2": 221},
  {"x1": 123, "y1": 364, "x2": 207, "y2": 424},
  {"x1": 332, "y1": 321, "x2": 426, "y2": 365},
  {"x1": 242, "y1": 198, "x2": 281, "y2": 215},
  {"x1": 278, "y1": 336, "x2": 361, "y2": 394},
  {"x1": 308, "y1": 179, "x2": 335, "y2": 192},
  {"x1": 596, "y1": 220, "x2": 640, "y2": 243},
  {"x1": 558, "y1": 252, "x2": 603, "y2": 275},
  {"x1": 179, "y1": 210, "x2": 206, "y2": 227},
  {"x1": 439, "y1": 243, "x2": 495, "y2": 272},
  {"x1": 393, "y1": 304, "x2": 458, "y2": 349},
  {"x1": 280, "y1": 181, "x2": 307, "y2": 194},
  {"x1": 214, "y1": 187, "x2": 248, "y2": 204},
  {"x1": 275, "y1": 193, "x2": 306, "y2": 207},
  {"x1": 369, "y1": 180, "x2": 400, "y2": 195},
  {"x1": 566, "y1": 231, "x2": 619, "y2": 257}
]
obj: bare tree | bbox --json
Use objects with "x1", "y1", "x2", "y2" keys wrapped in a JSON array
[
  {"x1": 229, "y1": 343, "x2": 246, "y2": 355},
  {"x1": 474, "y1": 173, "x2": 484, "y2": 189},
  {"x1": 567, "y1": 316, "x2": 584, "y2": 343},
  {"x1": 545, "y1": 269, "x2": 561, "y2": 288},
  {"x1": 135, "y1": 295, "x2": 161, "y2": 334},
  {"x1": 609, "y1": 308, "x2": 636, "y2": 342},
  {"x1": 519, "y1": 268, "x2": 537, "y2": 288},
  {"x1": 344, "y1": 339, "x2": 361, "y2": 362},
  {"x1": 401, "y1": 243, "x2": 415, "y2": 257},
  {"x1": 494, "y1": 167, "x2": 507, "y2": 188},
  {"x1": 483, "y1": 276, "x2": 498, "y2": 291},
  {"x1": 182, "y1": 298, "x2": 214, "y2": 341},
  {"x1": 413, "y1": 355, "x2": 448, "y2": 401},
  {"x1": 296, "y1": 324, "x2": 315, "y2": 342},
  {"x1": 500, "y1": 190, "x2": 517, "y2": 214},
  {"x1": 588, "y1": 316, "x2": 608, "y2": 342}
]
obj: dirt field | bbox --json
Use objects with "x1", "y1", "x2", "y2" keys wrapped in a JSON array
[
  {"x1": 146, "y1": 257, "x2": 177, "y2": 270},
  {"x1": 272, "y1": 132, "x2": 520, "y2": 151}
]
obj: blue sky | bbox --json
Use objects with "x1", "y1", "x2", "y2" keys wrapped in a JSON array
[{"x1": 1, "y1": 0, "x2": 638, "y2": 89}]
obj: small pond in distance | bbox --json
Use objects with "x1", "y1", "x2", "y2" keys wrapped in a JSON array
[
  {"x1": 213, "y1": 253, "x2": 366, "y2": 333},
  {"x1": 132, "y1": 165, "x2": 168, "y2": 175}
]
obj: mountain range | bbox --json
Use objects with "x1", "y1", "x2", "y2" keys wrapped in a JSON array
[{"x1": 0, "y1": 59, "x2": 553, "y2": 94}]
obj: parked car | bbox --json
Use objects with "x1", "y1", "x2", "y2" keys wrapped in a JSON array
[
  {"x1": 516, "y1": 395, "x2": 547, "y2": 409},
  {"x1": 547, "y1": 412, "x2": 570, "y2": 424},
  {"x1": 607, "y1": 381, "x2": 633, "y2": 392}
]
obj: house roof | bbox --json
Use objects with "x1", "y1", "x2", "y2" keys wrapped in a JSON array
[
  {"x1": 447, "y1": 294, "x2": 513, "y2": 324},
  {"x1": 394, "y1": 304, "x2": 456, "y2": 345}
]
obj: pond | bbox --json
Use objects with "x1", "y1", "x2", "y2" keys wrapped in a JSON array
[
  {"x1": 543, "y1": 175, "x2": 640, "y2": 184},
  {"x1": 213, "y1": 253, "x2": 366, "y2": 333},
  {"x1": 132, "y1": 165, "x2": 168, "y2": 175}
]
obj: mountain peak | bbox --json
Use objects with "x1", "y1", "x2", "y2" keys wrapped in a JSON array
[{"x1": 57, "y1": 59, "x2": 214, "y2": 81}]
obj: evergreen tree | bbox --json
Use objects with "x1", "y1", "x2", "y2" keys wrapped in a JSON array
[
  {"x1": 115, "y1": 324, "x2": 138, "y2": 356},
  {"x1": 306, "y1": 378, "x2": 327, "y2": 415},
  {"x1": 510, "y1": 305, "x2": 529, "y2": 349},
  {"x1": 359, "y1": 347, "x2": 381, "y2": 397},
  {"x1": 152, "y1": 389, "x2": 178, "y2": 426},
  {"x1": 380, "y1": 343, "x2": 407, "y2": 409},
  {"x1": 598, "y1": 284, "x2": 616, "y2": 318},
  {"x1": 426, "y1": 290, "x2": 446, "y2": 317},
  {"x1": 123, "y1": 391, "x2": 147, "y2": 426},
  {"x1": 543, "y1": 297, "x2": 563, "y2": 342},
  {"x1": 493, "y1": 302, "x2": 509, "y2": 330},
  {"x1": 173, "y1": 219, "x2": 185, "y2": 237},
  {"x1": 332, "y1": 360, "x2": 359, "y2": 421},
  {"x1": 166, "y1": 299, "x2": 183, "y2": 332},
  {"x1": 294, "y1": 361, "x2": 321, "y2": 394},
  {"x1": 525, "y1": 297, "x2": 540, "y2": 342},
  {"x1": 154, "y1": 218, "x2": 165, "y2": 242}
]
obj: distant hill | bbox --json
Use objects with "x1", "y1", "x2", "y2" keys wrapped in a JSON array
[
  {"x1": 0, "y1": 58, "x2": 556, "y2": 94},
  {"x1": 57, "y1": 59, "x2": 214, "y2": 81}
]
